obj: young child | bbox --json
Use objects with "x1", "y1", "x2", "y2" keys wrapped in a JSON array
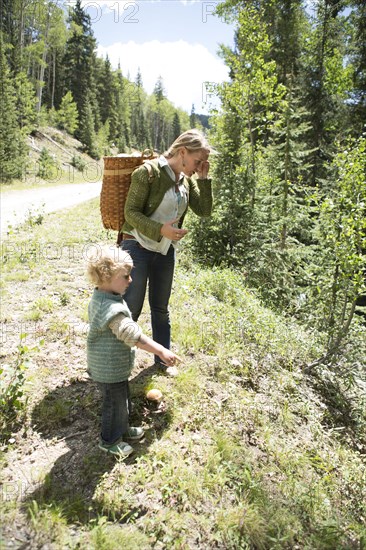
[{"x1": 86, "y1": 245, "x2": 181, "y2": 458}]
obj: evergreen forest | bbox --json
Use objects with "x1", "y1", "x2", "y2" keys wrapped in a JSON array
[
  {"x1": 186, "y1": 0, "x2": 366, "y2": 370},
  {"x1": 0, "y1": 0, "x2": 196, "y2": 175}
]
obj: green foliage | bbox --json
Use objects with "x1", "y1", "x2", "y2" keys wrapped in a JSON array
[
  {"x1": 0, "y1": 336, "x2": 42, "y2": 444},
  {"x1": 24, "y1": 204, "x2": 45, "y2": 228},
  {"x1": 84, "y1": 517, "x2": 151, "y2": 549},
  {"x1": 56, "y1": 91, "x2": 78, "y2": 134},
  {"x1": 0, "y1": 35, "x2": 29, "y2": 181},
  {"x1": 129, "y1": 69, "x2": 149, "y2": 150},
  {"x1": 189, "y1": 1, "x2": 365, "y2": 356},
  {"x1": 79, "y1": 98, "x2": 100, "y2": 159},
  {"x1": 14, "y1": 70, "x2": 37, "y2": 133},
  {"x1": 0, "y1": 0, "x2": 191, "y2": 167},
  {"x1": 71, "y1": 154, "x2": 87, "y2": 172},
  {"x1": 62, "y1": 0, "x2": 98, "y2": 138},
  {"x1": 96, "y1": 120, "x2": 111, "y2": 157},
  {"x1": 323, "y1": 47, "x2": 354, "y2": 100},
  {"x1": 96, "y1": 56, "x2": 118, "y2": 134},
  {"x1": 348, "y1": 2, "x2": 366, "y2": 133},
  {"x1": 301, "y1": 0, "x2": 352, "y2": 185},
  {"x1": 38, "y1": 105, "x2": 56, "y2": 127},
  {"x1": 172, "y1": 111, "x2": 181, "y2": 140},
  {"x1": 37, "y1": 147, "x2": 60, "y2": 180},
  {"x1": 305, "y1": 135, "x2": 366, "y2": 362}
]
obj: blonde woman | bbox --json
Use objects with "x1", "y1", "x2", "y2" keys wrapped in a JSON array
[{"x1": 121, "y1": 129, "x2": 213, "y2": 374}]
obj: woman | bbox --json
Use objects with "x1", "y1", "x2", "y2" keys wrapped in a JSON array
[{"x1": 120, "y1": 129, "x2": 213, "y2": 374}]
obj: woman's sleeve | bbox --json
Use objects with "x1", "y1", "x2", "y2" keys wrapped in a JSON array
[
  {"x1": 124, "y1": 166, "x2": 163, "y2": 241},
  {"x1": 188, "y1": 178, "x2": 213, "y2": 217},
  {"x1": 109, "y1": 314, "x2": 142, "y2": 347}
]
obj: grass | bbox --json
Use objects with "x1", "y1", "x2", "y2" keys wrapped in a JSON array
[{"x1": 0, "y1": 198, "x2": 365, "y2": 549}]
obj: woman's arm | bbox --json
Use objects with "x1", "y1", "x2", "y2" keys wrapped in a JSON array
[{"x1": 188, "y1": 177, "x2": 213, "y2": 217}]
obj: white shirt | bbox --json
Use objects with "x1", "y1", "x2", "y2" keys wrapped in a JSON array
[{"x1": 130, "y1": 156, "x2": 188, "y2": 255}]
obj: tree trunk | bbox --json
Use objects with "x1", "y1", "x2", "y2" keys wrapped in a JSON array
[
  {"x1": 36, "y1": 7, "x2": 51, "y2": 113},
  {"x1": 51, "y1": 50, "x2": 56, "y2": 109}
]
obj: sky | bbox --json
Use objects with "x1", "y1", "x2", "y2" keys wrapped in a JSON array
[{"x1": 74, "y1": 0, "x2": 235, "y2": 114}]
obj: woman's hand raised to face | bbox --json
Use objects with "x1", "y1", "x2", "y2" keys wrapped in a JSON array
[{"x1": 196, "y1": 160, "x2": 210, "y2": 179}]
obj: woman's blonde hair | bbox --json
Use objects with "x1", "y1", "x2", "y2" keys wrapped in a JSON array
[
  {"x1": 86, "y1": 245, "x2": 133, "y2": 286},
  {"x1": 164, "y1": 129, "x2": 212, "y2": 158}
]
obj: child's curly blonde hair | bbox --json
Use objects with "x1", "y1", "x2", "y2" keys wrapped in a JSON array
[{"x1": 86, "y1": 245, "x2": 133, "y2": 286}]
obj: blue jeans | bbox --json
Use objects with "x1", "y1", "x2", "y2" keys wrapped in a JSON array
[
  {"x1": 97, "y1": 380, "x2": 131, "y2": 445},
  {"x1": 121, "y1": 239, "x2": 175, "y2": 364}
]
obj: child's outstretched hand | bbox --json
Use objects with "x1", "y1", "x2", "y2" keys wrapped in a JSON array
[{"x1": 159, "y1": 349, "x2": 182, "y2": 368}]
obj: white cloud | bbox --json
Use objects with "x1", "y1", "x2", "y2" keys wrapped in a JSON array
[{"x1": 97, "y1": 39, "x2": 228, "y2": 113}]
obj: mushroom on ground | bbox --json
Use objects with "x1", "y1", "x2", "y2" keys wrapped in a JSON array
[{"x1": 146, "y1": 389, "x2": 163, "y2": 402}]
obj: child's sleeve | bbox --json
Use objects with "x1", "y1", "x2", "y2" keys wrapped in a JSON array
[{"x1": 109, "y1": 314, "x2": 142, "y2": 347}]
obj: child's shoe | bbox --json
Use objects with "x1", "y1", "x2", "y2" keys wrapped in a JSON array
[
  {"x1": 98, "y1": 439, "x2": 133, "y2": 457},
  {"x1": 123, "y1": 427, "x2": 144, "y2": 441}
]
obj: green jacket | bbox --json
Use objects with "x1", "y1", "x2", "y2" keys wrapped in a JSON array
[
  {"x1": 123, "y1": 159, "x2": 213, "y2": 242},
  {"x1": 87, "y1": 289, "x2": 135, "y2": 383}
]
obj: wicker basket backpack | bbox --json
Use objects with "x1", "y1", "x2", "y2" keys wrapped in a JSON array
[{"x1": 100, "y1": 149, "x2": 156, "y2": 232}]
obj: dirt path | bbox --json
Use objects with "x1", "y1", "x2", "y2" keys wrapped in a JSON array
[{"x1": 0, "y1": 182, "x2": 101, "y2": 235}]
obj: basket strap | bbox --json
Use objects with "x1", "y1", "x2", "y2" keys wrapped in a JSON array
[
  {"x1": 103, "y1": 168, "x2": 136, "y2": 176},
  {"x1": 141, "y1": 148, "x2": 155, "y2": 159},
  {"x1": 144, "y1": 160, "x2": 156, "y2": 183}
]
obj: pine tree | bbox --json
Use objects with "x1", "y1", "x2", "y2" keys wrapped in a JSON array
[
  {"x1": 306, "y1": 136, "x2": 366, "y2": 364},
  {"x1": 96, "y1": 56, "x2": 118, "y2": 140},
  {"x1": 0, "y1": 34, "x2": 28, "y2": 181},
  {"x1": 130, "y1": 69, "x2": 149, "y2": 149},
  {"x1": 152, "y1": 76, "x2": 166, "y2": 150},
  {"x1": 42, "y1": 4, "x2": 67, "y2": 110},
  {"x1": 13, "y1": 70, "x2": 37, "y2": 134},
  {"x1": 348, "y1": 1, "x2": 366, "y2": 134},
  {"x1": 56, "y1": 90, "x2": 78, "y2": 134},
  {"x1": 0, "y1": 0, "x2": 24, "y2": 73},
  {"x1": 261, "y1": 0, "x2": 308, "y2": 86},
  {"x1": 190, "y1": 104, "x2": 196, "y2": 128},
  {"x1": 302, "y1": 0, "x2": 351, "y2": 186},
  {"x1": 173, "y1": 112, "x2": 181, "y2": 140},
  {"x1": 79, "y1": 95, "x2": 99, "y2": 159},
  {"x1": 115, "y1": 67, "x2": 131, "y2": 151},
  {"x1": 62, "y1": 0, "x2": 98, "y2": 142},
  {"x1": 153, "y1": 76, "x2": 165, "y2": 102}
]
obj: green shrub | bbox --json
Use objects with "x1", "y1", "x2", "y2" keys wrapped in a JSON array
[
  {"x1": 71, "y1": 155, "x2": 86, "y2": 172},
  {"x1": 37, "y1": 147, "x2": 60, "y2": 181},
  {"x1": 0, "y1": 335, "x2": 42, "y2": 444}
]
